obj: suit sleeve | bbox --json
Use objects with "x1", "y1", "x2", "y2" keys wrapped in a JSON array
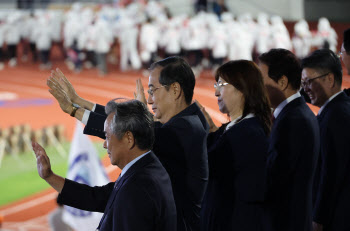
[
  {"x1": 94, "y1": 104, "x2": 107, "y2": 116},
  {"x1": 206, "y1": 125, "x2": 230, "y2": 177},
  {"x1": 313, "y1": 117, "x2": 350, "y2": 224},
  {"x1": 83, "y1": 104, "x2": 107, "y2": 139},
  {"x1": 57, "y1": 179, "x2": 114, "y2": 213},
  {"x1": 172, "y1": 118, "x2": 209, "y2": 217},
  {"x1": 114, "y1": 181, "x2": 156, "y2": 231},
  {"x1": 154, "y1": 117, "x2": 208, "y2": 226}
]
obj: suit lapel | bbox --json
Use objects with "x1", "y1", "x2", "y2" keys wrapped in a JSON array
[
  {"x1": 97, "y1": 153, "x2": 155, "y2": 229},
  {"x1": 272, "y1": 97, "x2": 304, "y2": 129},
  {"x1": 317, "y1": 92, "x2": 347, "y2": 123}
]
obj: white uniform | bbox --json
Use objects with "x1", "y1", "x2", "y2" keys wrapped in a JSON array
[
  {"x1": 34, "y1": 15, "x2": 53, "y2": 51},
  {"x1": 313, "y1": 17, "x2": 338, "y2": 52},
  {"x1": 270, "y1": 15, "x2": 292, "y2": 50},
  {"x1": 140, "y1": 21, "x2": 159, "y2": 63},
  {"x1": 161, "y1": 17, "x2": 183, "y2": 56},
  {"x1": 256, "y1": 13, "x2": 271, "y2": 55},
  {"x1": 118, "y1": 14, "x2": 141, "y2": 71},
  {"x1": 94, "y1": 17, "x2": 113, "y2": 75},
  {"x1": 292, "y1": 19, "x2": 312, "y2": 58}
]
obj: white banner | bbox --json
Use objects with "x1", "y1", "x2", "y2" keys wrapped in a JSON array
[{"x1": 62, "y1": 121, "x2": 109, "y2": 231}]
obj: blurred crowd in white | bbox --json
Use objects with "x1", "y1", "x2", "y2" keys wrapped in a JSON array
[{"x1": 0, "y1": 1, "x2": 338, "y2": 76}]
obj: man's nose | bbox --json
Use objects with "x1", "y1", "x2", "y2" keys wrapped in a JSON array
[{"x1": 147, "y1": 94, "x2": 153, "y2": 104}]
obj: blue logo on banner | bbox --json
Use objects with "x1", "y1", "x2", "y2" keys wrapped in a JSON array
[{"x1": 66, "y1": 153, "x2": 93, "y2": 217}]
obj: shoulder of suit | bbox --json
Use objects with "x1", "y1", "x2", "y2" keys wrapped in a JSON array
[
  {"x1": 165, "y1": 114, "x2": 205, "y2": 131},
  {"x1": 119, "y1": 172, "x2": 163, "y2": 200}
]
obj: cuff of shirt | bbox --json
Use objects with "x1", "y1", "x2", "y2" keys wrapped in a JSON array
[
  {"x1": 81, "y1": 110, "x2": 91, "y2": 125},
  {"x1": 92, "y1": 104, "x2": 96, "y2": 112}
]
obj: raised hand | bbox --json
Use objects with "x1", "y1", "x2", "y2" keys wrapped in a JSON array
[
  {"x1": 47, "y1": 77, "x2": 73, "y2": 114},
  {"x1": 194, "y1": 100, "x2": 218, "y2": 133},
  {"x1": 50, "y1": 68, "x2": 79, "y2": 103},
  {"x1": 32, "y1": 141, "x2": 53, "y2": 180},
  {"x1": 134, "y1": 78, "x2": 147, "y2": 105}
]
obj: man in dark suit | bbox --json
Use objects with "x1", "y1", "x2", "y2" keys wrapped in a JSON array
[
  {"x1": 47, "y1": 56, "x2": 209, "y2": 231},
  {"x1": 258, "y1": 49, "x2": 320, "y2": 231},
  {"x1": 302, "y1": 49, "x2": 350, "y2": 231},
  {"x1": 32, "y1": 99, "x2": 177, "y2": 231}
]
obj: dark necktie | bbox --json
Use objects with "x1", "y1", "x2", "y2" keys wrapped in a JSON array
[{"x1": 96, "y1": 174, "x2": 122, "y2": 230}]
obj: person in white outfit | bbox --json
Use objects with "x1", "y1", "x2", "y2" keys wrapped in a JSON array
[
  {"x1": 34, "y1": 14, "x2": 53, "y2": 70},
  {"x1": 4, "y1": 12, "x2": 21, "y2": 67},
  {"x1": 292, "y1": 19, "x2": 312, "y2": 59},
  {"x1": 313, "y1": 17, "x2": 338, "y2": 52},
  {"x1": 94, "y1": 16, "x2": 113, "y2": 75},
  {"x1": 270, "y1": 15, "x2": 292, "y2": 51},
  {"x1": 140, "y1": 17, "x2": 159, "y2": 68},
  {"x1": 161, "y1": 16, "x2": 183, "y2": 58},
  {"x1": 118, "y1": 12, "x2": 141, "y2": 71},
  {"x1": 207, "y1": 17, "x2": 228, "y2": 68},
  {"x1": 256, "y1": 13, "x2": 271, "y2": 55}
]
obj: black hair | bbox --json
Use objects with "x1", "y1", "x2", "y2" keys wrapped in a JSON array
[
  {"x1": 105, "y1": 98, "x2": 154, "y2": 150},
  {"x1": 149, "y1": 56, "x2": 195, "y2": 105},
  {"x1": 216, "y1": 60, "x2": 272, "y2": 134},
  {"x1": 301, "y1": 49, "x2": 342, "y2": 86},
  {"x1": 258, "y1": 48, "x2": 302, "y2": 90}
]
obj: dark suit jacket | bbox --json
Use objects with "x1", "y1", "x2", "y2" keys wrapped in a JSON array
[
  {"x1": 314, "y1": 92, "x2": 350, "y2": 231},
  {"x1": 57, "y1": 152, "x2": 177, "y2": 231},
  {"x1": 83, "y1": 103, "x2": 209, "y2": 231},
  {"x1": 201, "y1": 117, "x2": 269, "y2": 231},
  {"x1": 266, "y1": 96, "x2": 320, "y2": 231}
]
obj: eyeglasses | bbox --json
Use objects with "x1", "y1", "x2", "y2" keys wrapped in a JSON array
[
  {"x1": 214, "y1": 82, "x2": 229, "y2": 89},
  {"x1": 147, "y1": 85, "x2": 167, "y2": 96},
  {"x1": 301, "y1": 73, "x2": 329, "y2": 88}
]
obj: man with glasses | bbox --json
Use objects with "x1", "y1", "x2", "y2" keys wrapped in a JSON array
[
  {"x1": 258, "y1": 48, "x2": 320, "y2": 231},
  {"x1": 47, "y1": 56, "x2": 209, "y2": 231},
  {"x1": 302, "y1": 49, "x2": 350, "y2": 231}
]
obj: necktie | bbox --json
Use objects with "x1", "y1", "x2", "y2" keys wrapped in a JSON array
[{"x1": 96, "y1": 174, "x2": 122, "y2": 230}]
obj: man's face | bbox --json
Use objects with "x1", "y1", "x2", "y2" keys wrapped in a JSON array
[
  {"x1": 301, "y1": 68, "x2": 329, "y2": 107},
  {"x1": 103, "y1": 113, "x2": 128, "y2": 166},
  {"x1": 258, "y1": 62, "x2": 285, "y2": 108},
  {"x1": 147, "y1": 67, "x2": 174, "y2": 123},
  {"x1": 341, "y1": 43, "x2": 350, "y2": 75}
]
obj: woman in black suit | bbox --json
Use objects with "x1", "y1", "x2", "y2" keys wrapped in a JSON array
[{"x1": 199, "y1": 60, "x2": 272, "y2": 231}]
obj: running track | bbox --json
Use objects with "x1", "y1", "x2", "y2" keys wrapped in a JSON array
[{"x1": 0, "y1": 60, "x2": 349, "y2": 230}]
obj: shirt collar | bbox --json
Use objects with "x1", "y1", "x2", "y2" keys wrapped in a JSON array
[
  {"x1": 273, "y1": 92, "x2": 301, "y2": 119},
  {"x1": 120, "y1": 150, "x2": 151, "y2": 177},
  {"x1": 318, "y1": 91, "x2": 342, "y2": 115},
  {"x1": 225, "y1": 113, "x2": 255, "y2": 131}
]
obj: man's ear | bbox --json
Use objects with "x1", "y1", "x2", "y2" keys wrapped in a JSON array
[
  {"x1": 125, "y1": 131, "x2": 135, "y2": 149},
  {"x1": 277, "y1": 75, "x2": 289, "y2": 91},
  {"x1": 172, "y1": 82, "x2": 182, "y2": 99},
  {"x1": 326, "y1": 73, "x2": 335, "y2": 88}
]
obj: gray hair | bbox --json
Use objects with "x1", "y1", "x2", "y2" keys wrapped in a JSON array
[{"x1": 105, "y1": 98, "x2": 154, "y2": 150}]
